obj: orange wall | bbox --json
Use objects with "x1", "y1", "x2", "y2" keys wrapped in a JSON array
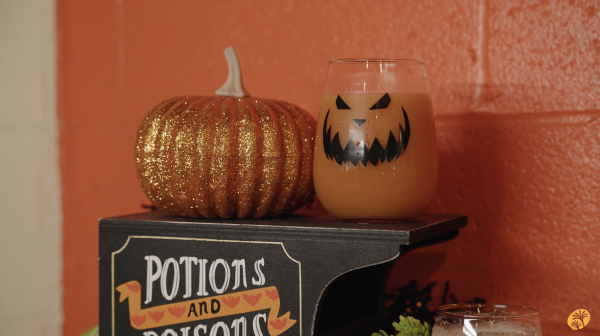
[{"x1": 58, "y1": 1, "x2": 600, "y2": 335}]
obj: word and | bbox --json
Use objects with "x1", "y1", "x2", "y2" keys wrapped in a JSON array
[{"x1": 116, "y1": 280, "x2": 294, "y2": 335}]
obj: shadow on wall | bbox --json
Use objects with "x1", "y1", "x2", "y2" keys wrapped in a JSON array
[{"x1": 386, "y1": 104, "x2": 600, "y2": 325}]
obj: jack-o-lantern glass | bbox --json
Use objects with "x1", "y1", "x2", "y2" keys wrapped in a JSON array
[{"x1": 314, "y1": 59, "x2": 437, "y2": 221}]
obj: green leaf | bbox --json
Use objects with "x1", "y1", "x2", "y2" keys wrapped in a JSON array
[
  {"x1": 372, "y1": 330, "x2": 390, "y2": 336},
  {"x1": 79, "y1": 325, "x2": 99, "y2": 336},
  {"x1": 372, "y1": 315, "x2": 431, "y2": 336}
]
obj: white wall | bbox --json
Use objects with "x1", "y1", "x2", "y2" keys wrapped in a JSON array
[{"x1": 0, "y1": 0, "x2": 62, "y2": 335}]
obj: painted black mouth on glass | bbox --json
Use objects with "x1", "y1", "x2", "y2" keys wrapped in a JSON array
[{"x1": 322, "y1": 107, "x2": 411, "y2": 167}]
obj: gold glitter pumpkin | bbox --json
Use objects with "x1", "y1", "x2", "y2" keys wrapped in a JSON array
[{"x1": 134, "y1": 47, "x2": 316, "y2": 218}]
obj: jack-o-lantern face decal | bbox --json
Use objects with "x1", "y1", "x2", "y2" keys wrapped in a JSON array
[{"x1": 323, "y1": 93, "x2": 410, "y2": 167}]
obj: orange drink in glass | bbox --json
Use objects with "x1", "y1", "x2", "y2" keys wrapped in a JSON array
[{"x1": 313, "y1": 59, "x2": 437, "y2": 221}]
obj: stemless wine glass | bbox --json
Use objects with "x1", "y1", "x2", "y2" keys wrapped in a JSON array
[
  {"x1": 433, "y1": 304, "x2": 543, "y2": 336},
  {"x1": 313, "y1": 59, "x2": 437, "y2": 221}
]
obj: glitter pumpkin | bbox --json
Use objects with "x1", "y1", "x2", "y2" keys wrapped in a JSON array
[{"x1": 134, "y1": 47, "x2": 316, "y2": 218}]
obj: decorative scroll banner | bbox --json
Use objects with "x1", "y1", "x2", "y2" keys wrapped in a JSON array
[{"x1": 117, "y1": 281, "x2": 296, "y2": 336}]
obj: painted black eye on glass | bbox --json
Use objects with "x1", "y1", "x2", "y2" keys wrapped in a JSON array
[
  {"x1": 369, "y1": 93, "x2": 391, "y2": 110},
  {"x1": 336, "y1": 95, "x2": 351, "y2": 110}
]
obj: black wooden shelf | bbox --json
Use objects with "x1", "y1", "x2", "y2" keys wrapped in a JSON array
[{"x1": 99, "y1": 210, "x2": 466, "y2": 336}]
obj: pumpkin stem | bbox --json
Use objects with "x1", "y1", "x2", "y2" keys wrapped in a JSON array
[{"x1": 215, "y1": 46, "x2": 250, "y2": 97}]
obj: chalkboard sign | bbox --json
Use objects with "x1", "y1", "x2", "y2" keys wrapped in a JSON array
[
  {"x1": 99, "y1": 211, "x2": 466, "y2": 336},
  {"x1": 112, "y1": 237, "x2": 301, "y2": 336}
]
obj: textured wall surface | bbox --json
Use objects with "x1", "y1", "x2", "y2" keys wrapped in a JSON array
[
  {"x1": 58, "y1": 0, "x2": 599, "y2": 335},
  {"x1": 0, "y1": 0, "x2": 62, "y2": 335}
]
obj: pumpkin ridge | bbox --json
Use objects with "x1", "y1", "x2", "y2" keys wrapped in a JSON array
[
  {"x1": 159, "y1": 99, "x2": 193, "y2": 215},
  {"x1": 243, "y1": 99, "x2": 263, "y2": 218},
  {"x1": 262, "y1": 100, "x2": 301, "y2": 215},
  {"x1": 194, "y1": 99, "x2": 218, "y2": 218},
  {"x1": 265, "y1": 99, "x2": 289, "y2": 217},
  {"x1": 208, "y1": 97, "x2": 234, "y2": 218},
  {"x1": 171, "y1": 98, "x2": 193, "y2": 217},
  {"x1": 143, "y1": 98, "x2": 186, "y2": 211},
  {"x1": 201, "y1": 98, "x2": 224, "y2": 218},
  {"x1": 273, "y1": 102, "x2": 308, "y2": 213},
  {"x1": 235, "y1": 99, "x2": 260, "y2": 218},
  {"x1": 136, "y1": 97, "x2": 180, "y2": 206},
  {"x1": 250, "y1": 99, "x2": 283, "y2": 217},
  {"x1": 173, "y1": 97, "x2": 211, "y2": 217},
  {"x1": 183, "y1": 96, "x2": 215, "y2": 217},
  {"x1": 226, "y1": 98, "x2": 241, "y2": 217},
  {"x1": 212, "y1": 97, "x2": 238, "y2": 218},
  {"x1": 247, "y1": 99, "x2": 267, "y2": 218},
  {"x1": 273, "y1": 100, "x2": 316, "y2": 211},
  {"x1": 294, "y1": 105, "x2": 317, "y2": 210}
]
